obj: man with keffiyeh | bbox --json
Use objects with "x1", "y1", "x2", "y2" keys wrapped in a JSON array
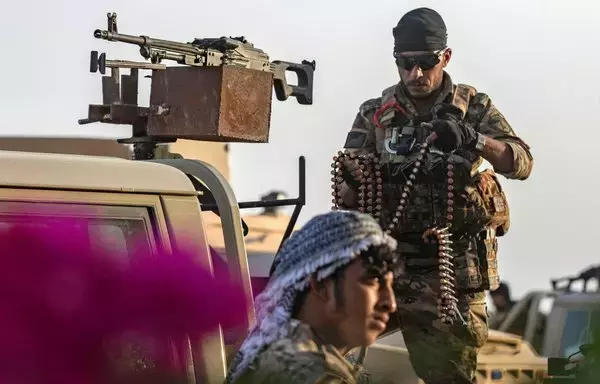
[{"x1": 225, "y1": 210, "x2": 399, "y2": 384}]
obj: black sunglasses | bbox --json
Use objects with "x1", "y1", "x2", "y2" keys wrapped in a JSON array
[{"x1": 394, "y1": 50, "x2": 445, "y2": 71}]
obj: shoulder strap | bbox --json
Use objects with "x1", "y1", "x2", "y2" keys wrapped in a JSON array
[
  {"x1": 381, "y1": 84, "x2": 396, "y2": 104},
  {"x1": 450, "y1": 83, "x2": 477, "y2": 119}
]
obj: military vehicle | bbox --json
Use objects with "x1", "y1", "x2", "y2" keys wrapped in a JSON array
[
  {"x1": 360, "y1": 265, "x2": 600, "y2": 383},
  {"x1": 493, "y1": 266, "x2": 600, "y2": 365},
  {"x1": 3, "y1": 10, "x2": 567, "y2": 384},
  {"x1": 497, "y1": 266, "x2": 600, "y2": 383},
  {"x1": 357, "y1": 321, "x2": 548, "y2": 383}
]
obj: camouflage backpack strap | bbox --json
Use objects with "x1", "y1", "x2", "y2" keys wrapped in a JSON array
[{"x1": 449, "y1": 83, "x2": 477, "y2": 119}]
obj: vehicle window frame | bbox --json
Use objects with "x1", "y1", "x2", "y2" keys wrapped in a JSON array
[
  {"x1": 0, "y1": 188, "x2": 172, "y2": 253},
  {"x1": 0, "y1": 202, "x2": 158, "y2": 258},
  {"x1": 559, "y1": 310, "x2": 592, "y2": 357}
]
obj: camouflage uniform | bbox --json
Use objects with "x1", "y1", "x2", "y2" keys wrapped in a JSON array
[
  {"x1": 232, "y1": 319, "x2": 360, "y2": 384},
  {"x1": 341, "y1": 72, "x2": 533, "y2": 383}
]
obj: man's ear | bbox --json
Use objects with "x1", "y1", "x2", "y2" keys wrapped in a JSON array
[
  {"x1": 309, "y1": 275, "x2": 331, "y2": 302},
  {"x1": 442, "y1": 48, "x2": 452, "y2": 67}
]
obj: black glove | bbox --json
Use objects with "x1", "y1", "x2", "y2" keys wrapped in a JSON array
[
  {"x1": 430, "y1": 119, "x2": 477, "y2": 152},
  {"x1": 341, "y1": 159, "x2": 362, "y2": 188},
  {"x1": 431, "y1": 103, "x2": 463, "y2": 122},
  {"x1": 429, "y1": 104, "x2": 477, "y2": 152}
]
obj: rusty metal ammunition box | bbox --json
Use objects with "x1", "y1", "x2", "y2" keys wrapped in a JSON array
[{"x1": 147, "y1": 66, "x2": 273, "y2": 143}]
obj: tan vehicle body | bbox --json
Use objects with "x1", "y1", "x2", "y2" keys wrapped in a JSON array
[
  {"x1": 362, "y1": 329, "x2": 548, "y2": 384},
  {"x1": 0, "y1": 149, "x2": 255, "y2": 384}
]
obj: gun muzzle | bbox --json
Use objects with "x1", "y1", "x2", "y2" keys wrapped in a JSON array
[
  {"x1": 93, "y1": 29, "x2": 203, "y2": 57},
  {"x1": 94, "y1": 29, "x2": 148, "y2": 46}
]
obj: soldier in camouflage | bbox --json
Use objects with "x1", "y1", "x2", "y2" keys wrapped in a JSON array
[
  {"x1": 225, "y1": 210, "x2": 399, "y2": 384},
  {"x1": 337, "y1": 7, "x2": 533, "y2": 384}
]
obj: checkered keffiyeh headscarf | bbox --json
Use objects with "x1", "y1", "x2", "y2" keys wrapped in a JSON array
[{"x1": 225, "y1": 210, "x2": 398, "y2": 383}]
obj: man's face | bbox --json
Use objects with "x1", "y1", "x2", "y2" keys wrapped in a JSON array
[
  {"x1": 395, "y1": 48, "x2": 451, "y2": 99},
  {"x1": 324, "y1": 258, "x2": 397, "y2": 348}
]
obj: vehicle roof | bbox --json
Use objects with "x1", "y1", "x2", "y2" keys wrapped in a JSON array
[
  {"x1": 0, "y1": 150, "x2": 197, "y2": 195},
  {"x1": 554, "y1": 292, "x2": 600, "y2": 307}
]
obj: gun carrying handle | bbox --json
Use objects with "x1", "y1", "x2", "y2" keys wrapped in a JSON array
[{"x1": 272, "y1": 60, "x2": 316, "y2": 105}]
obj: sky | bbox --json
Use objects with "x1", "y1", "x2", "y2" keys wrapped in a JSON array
[{"x1": 2, "y1": 0, "x2": 600, "y2": 299}]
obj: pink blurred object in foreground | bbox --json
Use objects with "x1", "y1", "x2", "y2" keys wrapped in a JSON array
[{"x1": 0, "y1": 214, "x2": 248, "y2": 384}]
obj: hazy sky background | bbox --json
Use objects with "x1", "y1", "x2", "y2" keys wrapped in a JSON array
[{"x1": 2, "y1": 0, "x2": 600, "y2": 299}]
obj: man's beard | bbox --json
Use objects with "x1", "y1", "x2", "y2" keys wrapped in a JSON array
[
  {"x1": 406, "y1": 83, "x2": 437, "y2": 99},
  {"x1": 408, "y1": 86, "x2": 434, "y2": 99},
  {"x1": 404, "y1": 73, "x2": 444, "y2": 99}
]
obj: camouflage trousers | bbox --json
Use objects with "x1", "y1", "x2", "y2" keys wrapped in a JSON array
[{"x1": 387, "y1": 239, "x2": 490, "y2": 384}]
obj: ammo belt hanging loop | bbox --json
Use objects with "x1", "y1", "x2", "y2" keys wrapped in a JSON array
[{"x1": 422, "y1": 152, "x2": 464, "y2": 326}]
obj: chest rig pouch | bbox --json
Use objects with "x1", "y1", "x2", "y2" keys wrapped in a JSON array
[
  {"x1": 464, "y1": 170, "x2": 510, "y2": 291},
  {"x1": 375, "y1": 101, "x2": 438, "y2": 181}
]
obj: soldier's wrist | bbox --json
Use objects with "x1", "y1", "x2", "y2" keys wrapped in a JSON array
[
  {"x1": 474, "y1": 132, "x2": 486, "y2": 152},
  {"x1": 463, "y1": 127, "x2": 483, "y2": 152}
]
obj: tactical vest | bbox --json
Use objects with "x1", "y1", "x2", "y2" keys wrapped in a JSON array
[{"x1": 368, "y1": 83, "x2": 508, "y2": 292}]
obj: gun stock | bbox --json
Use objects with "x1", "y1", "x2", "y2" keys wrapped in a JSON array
[{"x1": 273, "y1": 60, "x2": 316, "y2": 105}]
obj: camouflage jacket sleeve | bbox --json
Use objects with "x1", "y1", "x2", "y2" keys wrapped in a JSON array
[
  {"x1": 466, "y1": 93, "x2": 534, "y2": 180},
  {"x1": 343, "y1": 97, "x2": 382, "y2": 155},
  {"x1": 233, "y1": 323, "x2": 358, "y2": 384},
  {"x1": 336, "y1": 98, "x2": 382, "y2": 207},
  {"x1": 234, "y1": 351, "x2": 356, "y2": 384}
]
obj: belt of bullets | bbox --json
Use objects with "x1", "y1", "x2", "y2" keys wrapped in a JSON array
[{"x1": 331, "y1": 144, "x2": 460, "y2": 325}]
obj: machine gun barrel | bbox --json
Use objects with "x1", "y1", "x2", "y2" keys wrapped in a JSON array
[
  {"x1": 90, "y1": 12, "x2": 315, "y2": 104},
  {"x1": 94, "y1": 29, "x2": 203, "y2": 56}
]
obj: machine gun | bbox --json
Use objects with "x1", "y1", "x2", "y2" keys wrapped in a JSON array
[
  {"x1": 551, "y1": 265, "x2": 600, "y2": 293},
  {"x1": 79, "y1": 12, "x2": 316, "y2": 160}
]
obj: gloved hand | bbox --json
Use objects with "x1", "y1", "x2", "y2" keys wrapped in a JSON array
[
  {"x1": 429, "y1": 103, "x2": 477, "y2": 152},
  {"x1": 341, "y1": 158, "x2": 362, "y2": 188},
  {"x1": 430, "y1": 119, "x2": 477, "y2": 152}
]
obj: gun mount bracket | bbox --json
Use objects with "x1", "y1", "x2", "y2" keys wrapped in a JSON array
[
  {"x1": 90, "y1": 51, "x2": 167, "y2": 75},
  {"x1": 199, "y1": 156, "x2": 306, "y2": 257}
]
